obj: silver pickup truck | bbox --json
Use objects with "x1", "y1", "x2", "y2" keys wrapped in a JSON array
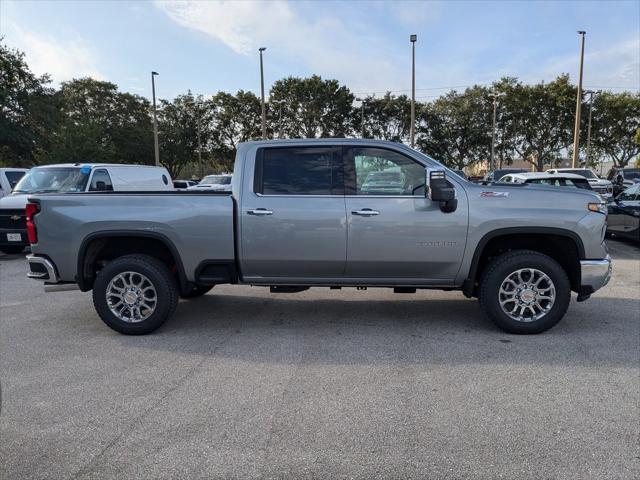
[{"x1": 25, "y1": 139, "x2": 611, "y2": 335}]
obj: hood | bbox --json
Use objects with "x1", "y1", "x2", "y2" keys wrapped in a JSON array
[{"x1": 0, "y1": 194, "x2": 29, "y2": 209}]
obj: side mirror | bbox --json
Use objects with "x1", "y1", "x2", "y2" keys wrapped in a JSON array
[
  {"x1": 426, "y1": 169, "x2": 458, "y2": 213},
  {"x1": 95, "y1": 181, "x2": 107, "y2": 191}
]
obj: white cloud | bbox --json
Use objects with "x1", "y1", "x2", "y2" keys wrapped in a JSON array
[
  {"x1": 6, "y1": 24, "x2": 104, "y2": 83},
  {"x1": 154, "y1": 0, "x2": 407, "y2": 93}
]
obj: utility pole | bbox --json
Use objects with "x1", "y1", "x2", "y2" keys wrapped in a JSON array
[
  {"x1": 196, "y1": 98, "x2": 202, "y2": 165},
  {"x1": 410, "y1": 34, "x2": 417, "y2": 148},
  {"x1": 259, "y1": 47, "x2": 267, "y2": 139},
  {"x1": 571, "y1": 31, "x2": 586, "y2": 168},
  {"x1": 584, "y1": 89, "x2": 601, "y2": 167},
  {"x1": 356, "y1": 97, "x2": 365, "y2": 138},
  {"x1": 490, "y1": 92, "x2": 505, "y2": 172},
  {"x1": 151, "y1": 71, "x2": 160, "y2": 166}
]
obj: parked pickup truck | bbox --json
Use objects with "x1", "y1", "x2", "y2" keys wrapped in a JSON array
[{"x1": 25, "y1": 139, "x2": 612, "y2": 335}]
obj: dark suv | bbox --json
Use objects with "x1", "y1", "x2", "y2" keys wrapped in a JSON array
[{"x1": 607, "y1": 167, "x2": 640, "y2": 196}]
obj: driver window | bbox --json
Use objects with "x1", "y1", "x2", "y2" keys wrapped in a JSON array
[{"x1": 351, "y1": 147, "x2": 425, "y2": 196}]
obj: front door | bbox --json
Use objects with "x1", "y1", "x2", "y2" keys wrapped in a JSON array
[
  {"x1": 344, "y1": 146, "x2": 468, "y2": 283},
  {"x1": 240, "y1": 145, "x2": 347, "y2": 282}
]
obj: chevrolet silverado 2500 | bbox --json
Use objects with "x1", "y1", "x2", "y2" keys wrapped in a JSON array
[{"x1": 25, "y1": 139, "x2": 612, "y2": 335}]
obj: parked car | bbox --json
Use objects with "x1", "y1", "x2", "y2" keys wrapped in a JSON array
[
  {"x1": 187, "y1": 174, "x2": 233, "y2": 192},
  {"x1": 547, "y1": 168, "x2": 613, "y2": 199},
  {"x1": 0, "y1": 164, "x2": 172, "y2": 255},
  {"x1": 360, "y1": 171, "x2": 407, "y2": 195},
  {"x1": 497, "y1": 172, "x2": 593, "y2": 192},
  {"x1": 25, "y1": 139, "x2": 611, "y2": 336},
  {"x1": 606, "y1": 183, "x2": 639, "y2": 242},
  {"x1": 173, "y1": 180, "x2": 198, "y2": 190},
  {"x1": 483, "y1": 168, "x2": 528, "y2": 183},
  {"x1": 0, "y1": 168, "x2": 28, "y2": 199},
  {"x1": 606, "y1": 167, "x2": 640, "y2": 196}
]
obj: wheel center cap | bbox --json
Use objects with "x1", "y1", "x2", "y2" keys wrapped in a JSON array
[
  {"x1": 520, "y1": 289, "x2": 536, "y2": 303},
  {"x1": 123, "y1": 291, "x2": 138, "y2": 305}
]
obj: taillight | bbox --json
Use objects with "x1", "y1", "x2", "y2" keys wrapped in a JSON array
[{"x1": 25, "y1": 202, "x2": 40, "y2": 244}]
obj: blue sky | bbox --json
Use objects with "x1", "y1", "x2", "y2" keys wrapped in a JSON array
[{"x1": 1, "y1": 0, "x2": 638, "y2": 102}]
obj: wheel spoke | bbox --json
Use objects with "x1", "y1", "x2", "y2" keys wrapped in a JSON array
[
  {"x1": 106, "y1": 271, "x2": 157, "y2": 323},
  {"x1": 498, "y1": 267, "x2": 556, "y2": 324}
]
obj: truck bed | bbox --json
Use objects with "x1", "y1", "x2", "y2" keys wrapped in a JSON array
[{"x1": 29, "y1": 192, "x2": 235, "y2": 283}]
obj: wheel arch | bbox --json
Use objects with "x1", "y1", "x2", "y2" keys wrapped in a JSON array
[{"x1": 463, "y1": 227, "x2": 585, "y2": 298}]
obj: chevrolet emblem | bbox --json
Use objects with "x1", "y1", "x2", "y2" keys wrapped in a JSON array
[{"x1": 10, "y1": 215, "x2": 21, "y2": 221}]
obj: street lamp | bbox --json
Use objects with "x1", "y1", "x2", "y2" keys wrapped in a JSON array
[
  {"x1": 584, "y1": 89, "x2": 601, "y2": 167},
  {"x1": 410, "y1": 34, "x2": 417, "y2": 148},
  {"x1": 571, "y1": 31, "x2": 586, "y2": 168},
  {"x1": 259, "y1": 47, "x2": 267, "y2": 139},
  {"x1": 151, "y1": 71, "x2": 160, "y2": 166},
  {"x1": 356, "y1": 97, "x2": 366, "y2": 138},
  {"x1": 490, "y1": 92, "x2": 505, "y2": 172}
]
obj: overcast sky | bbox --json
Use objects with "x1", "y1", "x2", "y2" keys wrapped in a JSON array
[{"x1": 1, "y1": 0, "x2": 638, "y2": 101}]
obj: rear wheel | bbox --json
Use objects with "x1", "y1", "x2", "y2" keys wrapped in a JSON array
[
  {"x1": 180, "y1": 285, "x2": 213, "y2": 299},
  {"x1": 92, "y1": 254, "x2": 178, "y2": 335},
  {"x1": 0, "y1": 245, "x2": 25, "y2": 255},
  {"x1": 479, "y1": 250, "x2": 571, "y2": 334}
]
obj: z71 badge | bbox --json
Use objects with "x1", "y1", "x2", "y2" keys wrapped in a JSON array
[{"x1": 480, "y1": 191, "x2": 509, "y2": 198}]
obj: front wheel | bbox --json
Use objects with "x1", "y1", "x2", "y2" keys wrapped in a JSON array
[
  {"x1": 479, "y1": 250, "x2": 571, "y2": 334},
  {"x1": 92, "y1": 254, "x2": 178, "y2": 335}
]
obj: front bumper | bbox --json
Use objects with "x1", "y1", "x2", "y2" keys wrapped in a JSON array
[{"x1": 580, "y1": 254, "x2": 612, "y2": 295}]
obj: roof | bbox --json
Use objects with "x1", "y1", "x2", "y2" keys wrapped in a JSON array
[{"x1": 506, "y1": 172, "x2": 586, "y2": 180}]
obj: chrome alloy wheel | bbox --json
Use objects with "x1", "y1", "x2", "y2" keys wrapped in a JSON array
[
  {"x1": 498, "y1": 268, "x2": 556, "y2": 323},
  {"x1": 106, "y1": 271, "x2": 157, "y2": 323}
]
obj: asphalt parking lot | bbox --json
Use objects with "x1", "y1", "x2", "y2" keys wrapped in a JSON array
[{"x1": 1, "y1": 240, "x2": 638, "y2": 479}]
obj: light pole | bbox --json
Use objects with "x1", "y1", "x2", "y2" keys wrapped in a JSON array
[
  {"x1": 196, "y1": 97, "x2": 202, "y2": 165},
  {"x1": 410, "y1": 34, "x2": 417, "y2": 148},
  {"x1": 490, "y1": 92, "x2": 504, "y2": 172},
  {"x1": 584, "y1": 89, "x2": 601, "y2": 167},
  {"x1": 259, "y1": 47, "x2": 267, "y2": 139},
  {"x1": 571, "y1": 31, "x2": 586, "y2": 168},
  {"x1": 356, "y1": 97, "x2": 366, "y2": 138},
  {"x1": 151, "y1": 71, "x2": 160, "y2": 166}
]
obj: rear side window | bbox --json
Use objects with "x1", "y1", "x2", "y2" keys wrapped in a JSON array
[
  {"x1": 5, "y1": 171, "x2": 26, "y2": 189},
  {"x1": 255, "y1": 146, "x2": 343, "y2": 195},
  {"x1": 89, "y1": 169, "x2": 113, "y2": 191}
]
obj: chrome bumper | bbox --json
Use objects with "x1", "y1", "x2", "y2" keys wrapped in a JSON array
[
  {"x1": 580, "y1": 255, "x2": 612, "y2": 293},
  {"x1": 26, "y1": 254, "x2": 60, "y2": 283}
]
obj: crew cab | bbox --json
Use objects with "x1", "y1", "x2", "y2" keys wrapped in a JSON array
[{"x1": 25, "y1": 139, "x2": 612, "y2": 335}]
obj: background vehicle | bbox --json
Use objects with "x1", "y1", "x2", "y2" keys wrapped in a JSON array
[
  {"x1": 483, "y1": 168, "x2": 528, "y2": 183},
  {"x1": 547, "y1": 168, "x2": 613, "y2": 199},
  {"x1": 0, "y1": 164, "x2": 172, "y2": 254},
  {"x1": 606, "y1": 183, "x2": 639, "y2": 242},
  {"x1": 173, "y1": 180, "x2": 198, "y2": 190},
  {"x1": 497, "y1": 172, "x2": 593, "y2": 191},
  {"x1": 26, "y1": 139, "x2": 610, "y2": 336},
  {"x1": 452, "y1": 169, "x2": 468, "y2": 180},
  {"x1": 0, "y1": 168, "x2": 28, "y2": 199},
  {"x1": 606, "y1": 167, "x2": 640, "y2": 196},
  {"x1": 187, "y1": 174, "x2": 232, "y2": 191}
]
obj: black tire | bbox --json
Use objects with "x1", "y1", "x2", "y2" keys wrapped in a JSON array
[
  {"x1": 92, "y1": 254, "x2": 178, "y2": 335},
  {"x1": 0, "y1": 245, "x2": 25, "y2": 255},
  {"x1": 478, "y1": 250, "x2": 571, "y2": 334},
  {"x1": 180, "y1": 285, "x2": 213, "y2": 299}
]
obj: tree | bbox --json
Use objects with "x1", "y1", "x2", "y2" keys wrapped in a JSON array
[
  {"x1": 358, "y1": 93, "x2": 411, "y2": 142},
  {"x1": 496, "y1": 75, "x2": 575, "y2": 171},
  {"x1": 47, "y1": 78, "x2": 153, "y2": 165},
  {"x1": 269, "y1": 75, "x2": 354, "y2": 138},
  {"x1": 589, "y1": 92, "x2": 640, "y2": 168},
  {"x1": 417, "y1": 86, "x2": 492, "y2": 169},
  {"x1": 0, "y1": 39, "x2": 58, "y2": 166}
]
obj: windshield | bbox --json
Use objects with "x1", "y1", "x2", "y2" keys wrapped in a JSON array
[
  {"x1": 201, "y1": 175, "x2": 231, "y2": 185},
  {"x1": 623, "y1": 168, "x2": 640, "y2": 180},
  {"x1": 557, "y1": 169, "x2": 597, "y2": 179},
  {"x1": 13, "y1": 167, "x2": 90, "y2": 193}
]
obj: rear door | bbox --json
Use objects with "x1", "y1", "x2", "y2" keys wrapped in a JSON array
[
  {"x1": 343, "y1": 146, "x2": 468, "y2": 283},
  {"x1": 240, "y1": 145, "x2": 347, "y2": 282}
]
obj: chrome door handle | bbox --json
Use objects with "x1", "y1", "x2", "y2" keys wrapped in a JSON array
[
  {"x1": 352, "y1": 209, "x2": 380, "y2": 216},
  {"x1": 247, "y1": 208, "x2": 273, "y2": 216}
]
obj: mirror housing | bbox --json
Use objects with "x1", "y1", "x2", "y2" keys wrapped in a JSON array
[{"x1": 426, "y1": 169, "x2": 458, "y2": 213}]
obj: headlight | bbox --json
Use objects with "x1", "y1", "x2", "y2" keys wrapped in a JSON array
[{"x1": 588, "y1": 202, "x2": 607, "y2": 215}]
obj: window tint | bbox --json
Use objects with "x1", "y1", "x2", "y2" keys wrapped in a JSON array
[
  {"x1": 257, "y1": 147, "x2": 343, "y2": 195},
  {"x1": 5, "y1": 171, "x2": 26, "y2": 189},
  {"x1": 89, "y1": 169, "x2": 113, "y2": 191},
  {"x1": 348, "y1": 147, "x2": 425, "y2": 196}
]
